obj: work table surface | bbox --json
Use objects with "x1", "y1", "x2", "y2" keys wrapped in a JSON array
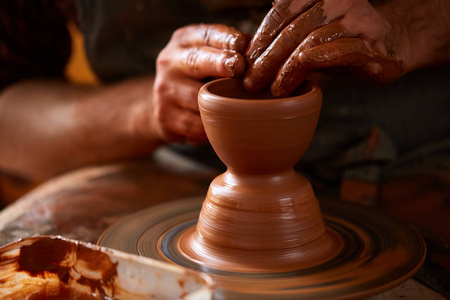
[{"x1": 0, "y1": 147, "x2": 447, "y2": 299}]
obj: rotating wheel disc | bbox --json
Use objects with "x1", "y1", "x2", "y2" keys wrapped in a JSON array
[{"x1": 98, "y1": 196, "x2": 425, "y2": 299}]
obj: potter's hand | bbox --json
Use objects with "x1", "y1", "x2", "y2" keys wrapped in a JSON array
[
  {"x1": 243, "y1": 0, "x2": 406, "y2": 97},
  {"x1": 153, "y1": 24, "x2": 249, "y2": 144}
]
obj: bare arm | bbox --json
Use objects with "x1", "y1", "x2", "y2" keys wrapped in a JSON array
[
  {"x1": 376, "y1": 0, "x2": 450, "y2": 72},
  {"x1": 0, "y1": 77, "x2": 160, "y2": 180},
  {"x1": 0, "y1": 24, "x2": 248, "y2": 181},
  {"x1": 243, "y1": 0, "x2": 450, "y2": 97}
]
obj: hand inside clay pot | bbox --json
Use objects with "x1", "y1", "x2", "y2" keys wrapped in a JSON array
[{"x1": 243, "y1": 0, "x2": 424, "y2": 97}]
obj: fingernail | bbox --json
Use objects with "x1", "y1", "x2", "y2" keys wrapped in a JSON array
[
  {"x1": 235, "y1": 33, "x2": 250, "y2": 53},
  {"x1": 272, "y1": 85, "x2": 289, "y2": 98},
  {"x1": 225, "y1": 56, "x2": 237, "y2": 77}
]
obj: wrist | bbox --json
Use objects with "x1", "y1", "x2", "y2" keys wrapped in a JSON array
[
  {"x1": 374, "y1": 3, "x2": 413, "y2": 74},
  {"x1": 75, "y1": 77, "x2": 163, "y2": 164},
  {"x1": 123, "y1": 77, "x2": 165, "y2": 152},
  {"x1": 130, "y1": 89, "x2": 165, "y2": 150},
  {"x1": 375, "y1": 0, "x2": 450, "y2": 73}
]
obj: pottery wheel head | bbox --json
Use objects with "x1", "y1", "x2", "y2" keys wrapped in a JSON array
[{"x1": 98, "y1": 196, "x2": 425, "y2": 300}]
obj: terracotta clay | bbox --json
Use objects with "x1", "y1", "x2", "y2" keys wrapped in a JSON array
[
  {"x1": 179, "y1": 78, "x2": 341, "y2": 271},
  {"x1": 22, "y1": 238, "x2": 117, "y2": 299}
]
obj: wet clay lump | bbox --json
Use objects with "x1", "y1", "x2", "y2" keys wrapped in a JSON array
[{"x1": 179, "y1": 78, "x2": 342, "y2": 272}]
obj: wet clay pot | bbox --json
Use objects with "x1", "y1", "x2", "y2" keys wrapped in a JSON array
[{"x1": 179, "y1": 78, "x2": 340, "y2": 272}]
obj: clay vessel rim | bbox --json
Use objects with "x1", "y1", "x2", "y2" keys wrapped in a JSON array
[{"x1": 199, "y1": 78, "x2": 322, "y2": 106}]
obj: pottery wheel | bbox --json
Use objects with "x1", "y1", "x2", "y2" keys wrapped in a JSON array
[{"x1": 98, "y1": 196, "x2": 425, "y2": 299}]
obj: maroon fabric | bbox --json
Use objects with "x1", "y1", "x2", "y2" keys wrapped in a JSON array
[{"x1": 0, "y1": 0, "x2": 72, "y2": 90}]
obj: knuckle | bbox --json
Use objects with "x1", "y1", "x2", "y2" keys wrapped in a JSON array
[
  {"x1": 171, "y1": 27, "x2": 186, "y2": 41},
  {"x1": 270, "y1": 6, "x2": 288, "y2": 27},
  {"x1": 153, "y1": 79, "x2": 170, "y2": 97},
  {"x1": 283, "y1": 28, "x2": 303, "y2": 49},
  {"x1": 303, "y1": 33, "x2": 319, "y2": 48},
  {"x1": 203, "y1": 26, "x2": 213, "y2": 45},
  {"x1": 156, "y1": 51, "x2": 170, "y2": 70},
  {"x1": 184, "y1": 48, "x2": 201, "y2": 71}
]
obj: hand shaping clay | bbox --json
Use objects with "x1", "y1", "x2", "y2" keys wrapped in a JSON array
[{"x1": 96, "y1": 78, "x2": 426, "y2": 299}]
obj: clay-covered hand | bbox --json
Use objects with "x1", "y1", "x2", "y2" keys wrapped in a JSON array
[
  {"x1": 153, "y1": 24, "x2": 249, "y2": 144},
  {"x1": 243, "y1": 0, "x2": 405, "y2": 97}
]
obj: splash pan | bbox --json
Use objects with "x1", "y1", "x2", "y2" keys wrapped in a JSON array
[{"x1": 0, "y1": 235, "x2": 212, "y2": 299}]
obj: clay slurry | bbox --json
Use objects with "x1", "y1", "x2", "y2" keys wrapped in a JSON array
[{"x1": 18, "y1": 237, "x2": 118, "y2": 299}]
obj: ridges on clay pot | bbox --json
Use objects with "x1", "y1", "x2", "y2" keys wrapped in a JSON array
[
  {"x1": 179, "y1": 78, "x2": 341, "y2": 272},
  {"x1": 199, "y1": 78, "x2": 322, "y2": 174}
]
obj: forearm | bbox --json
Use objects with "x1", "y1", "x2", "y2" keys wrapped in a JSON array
[
  {"x1": 375, "y1": 0, "x2": 450, "y2": 73},
  {"x1": 0, "y1": 77, "x2": 161, "y2": 180}
]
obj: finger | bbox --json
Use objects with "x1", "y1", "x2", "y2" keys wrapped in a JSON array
[
  {"x1": 176, "y1": 47, "x2": 246, "y2": 79},
  {"x1": 299, "y1": 38, "x2": 403, "y2": 82},
  {"x1": 244, "y1": 0, "x2": 326, "y2": 93},
  {"x1": 155, "y1": 76, "x2": 203, "y2": 113},
  {"x1": 153, "y1": 77, "x2": 208, "y2": 143},
  {"x1": 270, "y1": 47, "x2": 310, "y2": 97},
  {"x1": 174, "y1": 24, "x2": 249, "y2": 52},
  {"x1": 245, "y1": 0, "x2": 319, "y2": 65},
  {"x1": 271, "y1": 22, "x2": 350, "y2": 97},
  {"x1": 156, "y1": 104, "x2": 208, "y2": 143},
  {"x1": 171, "y1": 108, "x2": 207, "y2": 141},
  {"x1": 298, "y1": 21, "x2": 350, "y2": 51},
  {"x1": 177, "y1": 78, "x2": 203, "y2": 113}
]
